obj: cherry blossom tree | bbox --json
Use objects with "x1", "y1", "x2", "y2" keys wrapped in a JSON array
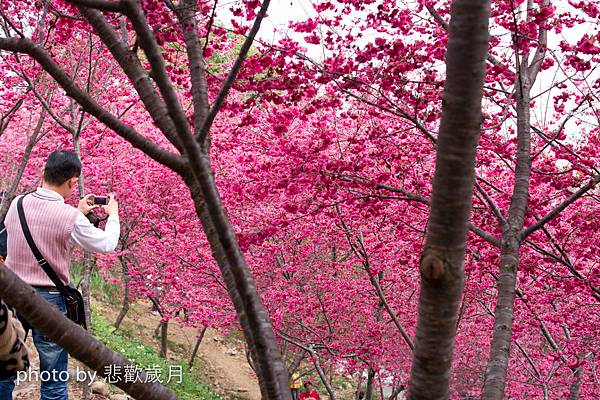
[{"x1": 0, "y1": 0, "x2": 598, "y2": 399}]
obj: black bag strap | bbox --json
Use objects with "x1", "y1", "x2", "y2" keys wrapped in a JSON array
[{"x1": 16, "y1": 195, "x2": 70, "y2": 297}]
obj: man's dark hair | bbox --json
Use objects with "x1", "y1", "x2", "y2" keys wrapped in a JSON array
[{"x1": 43, "y1": 150, "x2": 82, "y2": 185}]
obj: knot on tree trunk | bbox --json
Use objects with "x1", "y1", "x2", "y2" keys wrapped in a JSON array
[{"x1": 419, "y1": 252, "x2": 446, "y2": 280}]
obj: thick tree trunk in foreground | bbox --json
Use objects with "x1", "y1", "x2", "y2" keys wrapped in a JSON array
[
  {"x1": 0, "y1": 263, "x2": 177, "y2": 400},
  {"x1": 407, "y1": 0, "x2": 490, "y2": 399}
]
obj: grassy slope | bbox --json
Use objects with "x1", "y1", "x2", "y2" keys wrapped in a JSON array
[
  {"x1": 91, "y1": 309, "x2": 222, "y2": 400},
  {"x1": 72, "y1": 263, "x2": 221, "y2": 400}
]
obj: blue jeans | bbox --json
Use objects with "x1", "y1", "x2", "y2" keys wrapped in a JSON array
[{"x1": 0, "y1": 288, "x2": 69, "y2": 400}]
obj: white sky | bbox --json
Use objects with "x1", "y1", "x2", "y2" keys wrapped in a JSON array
[{"x1": 218, "y1": 0, "x2": 598, "y2": 141}]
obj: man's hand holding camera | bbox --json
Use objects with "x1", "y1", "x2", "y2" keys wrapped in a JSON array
[
  {"x1": 102, "y1": 194, "x2": 118, "y2": 217},
  {"x1": 78, "y1": 194, "x2": 118, "y2": 217}
]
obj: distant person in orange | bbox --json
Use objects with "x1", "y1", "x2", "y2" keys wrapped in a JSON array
[
  {"x1": 290, "y1": 371, "x2": 302, "y2": 400},
  {"x1": 298, "y1": 381, "x2": 321, "y2": 400}
]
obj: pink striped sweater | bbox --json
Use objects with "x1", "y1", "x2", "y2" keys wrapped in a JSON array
[{"x1": 4, "y1": 192, "x2": 79, "y2": 286}]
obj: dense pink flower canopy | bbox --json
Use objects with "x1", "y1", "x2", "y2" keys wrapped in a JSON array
[{"x1": 0, "y1": 0, "x2": 598, "y2": 398}]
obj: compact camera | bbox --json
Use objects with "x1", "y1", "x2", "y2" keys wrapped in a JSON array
[{"x1": 93, "y1": 196, "x2": 108, "y2": 205}]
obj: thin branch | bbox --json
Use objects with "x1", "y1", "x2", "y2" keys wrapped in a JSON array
[
  {"x1": 337, "y1": 84, "x2": 437, "y2": 143},
  {"x1": 374, "y1": 182, "x2": 499, "y2": 246},
  {"x1": 173, "y1": 0, "x2": 210, "y2": 147},
  {"x1": 19, "y1": 72, "x2": 75, "y2": 133},
  {"x1": 0, "y1": 97, "x2": 25, "y2": 136},
  {"x1": 374, "y1": 183, "x2": 429, "y2": 204},
  {"x1": 531, "y1": 95, "x2": 588, "y2": 162},
  {"x1": 521, "y1": 174, "x2": 600, "y2": 240},
  {"x1": 336, "y1": 205, "x2": 415, "y2": 350},
  {"x1": 531, "y1": 125, "x2": 600, "y2": 175},
  {"x1": 527, "y1": 0, "x2": 549, "y2": 83},
  {"x1": 68, "y1": 0, "x2": 124, "y2": 12},
  {"x1": 425, "y1": 4, "x2": 506, "y2": 68},
  {"x1": 278, "y1": 333, "x2": 337, "y2": 400},
  {"x1": 514, "y1": 339, "x2": 542, "y2": 379},
  {"x1": 120, "y1": 0, "x2": 194, "y2": 144},
  {"x1": 0, "y1": 8, "x2": 26, "y2": 38},
  {"x1": 198, "y1": 0, "x2": 272, "y2": 143},
  {"x1": 72, "y1": 4, "x2": 186, "y2": 153},
  {"x1": 474, "y1": 181, "x2": 508, "y2": 228},
  {"x1": 0, "y1": 37, "x2": 186, "y2": 173},
  {"x1": 468, "y1": 223, "x2": 500, "y2": 246}
]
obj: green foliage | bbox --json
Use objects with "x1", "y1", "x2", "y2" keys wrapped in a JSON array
[
  {"x1": 71, "y1": 261, "x2": 121, "y2": 305},
  {"x1": 92, "y1": 310, "x2": 222, "y2": 400}
]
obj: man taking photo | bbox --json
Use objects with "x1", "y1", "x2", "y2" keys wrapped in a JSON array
[{"x1": 0, "y1": 150, "x2": 120, "y2": 400}]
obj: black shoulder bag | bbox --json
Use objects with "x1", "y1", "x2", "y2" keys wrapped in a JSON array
[{"x1": 17, "y1": 196, "x2": 87, "y2": 329}]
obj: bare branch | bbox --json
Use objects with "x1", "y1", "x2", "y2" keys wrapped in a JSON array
[
  {"x1": 68, "y1": 0, "x2": 124, "y2": 12},
  {"x1": 531, "y1": 124, "x2": 599, "y2": 175},
  {"x1": 527, "y1": 0, "x2": 549, "y2": 83},
  {"x1": 425, "y1": 4, "x2": 505, "y2": 68},
  {"x1": 374, "y1": 182, "x2": 500, "y2": 246},
  {"x1": 336, "y1": 83, "x2": 437, "y2": 143},
  {"x1": 0, "y1": 97, "x2": 25, "y2": 136},
  {"x1": 474, "y1": 182, "x2": 507, "y2": 228},
  {"x1": 374, "y1": 183, "x2": 429, "y2": 204},
  {"x1": 0, "y1": 37, "x2": 187, "y2": 173},
  {"x1": 173, "y1": 0, "x2": 210, "y2": 147},
  {"x1": 521, "y1": 174, "x2": 600, "y2": 240},
  {"x1": 120, "y1": 0, "x2": 194, "y2": 142},
  {"x1": 19, "y1": 73, "x2": 75, "y2": 134},
  {"x1": 72, "y1": 4, "x2": 186, "y2": 153},
  {"x1": 199, "y1": 0, "x2": 272, "y2": 143},
  {"x1": 277, "y1": 333, "x2": 338, "y2": 400},
  {"x1": 468, "y1": 223, "x2": 500, "y2": 246},
  {"x1": 530, "y1": 95, "x2": 589, "y2": 162},
  {"x1": 336, "y1": 205, "x2": 415, "y2": 351}
]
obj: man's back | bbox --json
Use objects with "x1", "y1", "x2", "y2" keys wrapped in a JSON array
[
  {"x1": 4, "y1": 191, "x2": 79, "y2": 286},
  {"x1": 0, "y1": 149, "x2": 120, "y2": 400}
]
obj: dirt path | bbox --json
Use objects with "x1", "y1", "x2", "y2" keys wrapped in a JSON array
[{"x1": 95, "y1": 300, "x2": 261, "y2": 400}]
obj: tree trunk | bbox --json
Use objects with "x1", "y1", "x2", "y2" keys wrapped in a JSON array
[
  {"x1": 81, "y1": 258, "x2": 93, "y2": 329},
  {"x1": 288, "y1": 349, "x2": 306, "y2": 374},
  {"x1": 407, "y1": 0, "x2": 490, "y2": 399},
  {"x1": 0, "y1": 3, "x2": 291, "y2": 396},
  {"x1": 188, "y1": 326, "x2": 207, "y2": 371},
  {"x1": 0, "y1": 263, "x2": 177, "y2": 400},
  {"x1": 355, "y1": 380, "x2": 363, "y2": 400},
  {"x1": 568, "y1": 365, "x2": 583, "y2": 400},
  {"x1": 185, "y1": 176, "x2": 290, "y2": 398},
  {"x1": 114, "y1": 257, "x2": 130, "y2": 329},
  {"x1": 365, "y1": 368, "x2": 375, "y2": 400},
  {"x1": 313, "y1": 357, "x2": 337, "y2": 400},
  {"x1": 482, "y1": 69, "x2": 533, "y2": 400},
  {"x1": 159, "y1": 319, "x2": 169, "y2": 359}
]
